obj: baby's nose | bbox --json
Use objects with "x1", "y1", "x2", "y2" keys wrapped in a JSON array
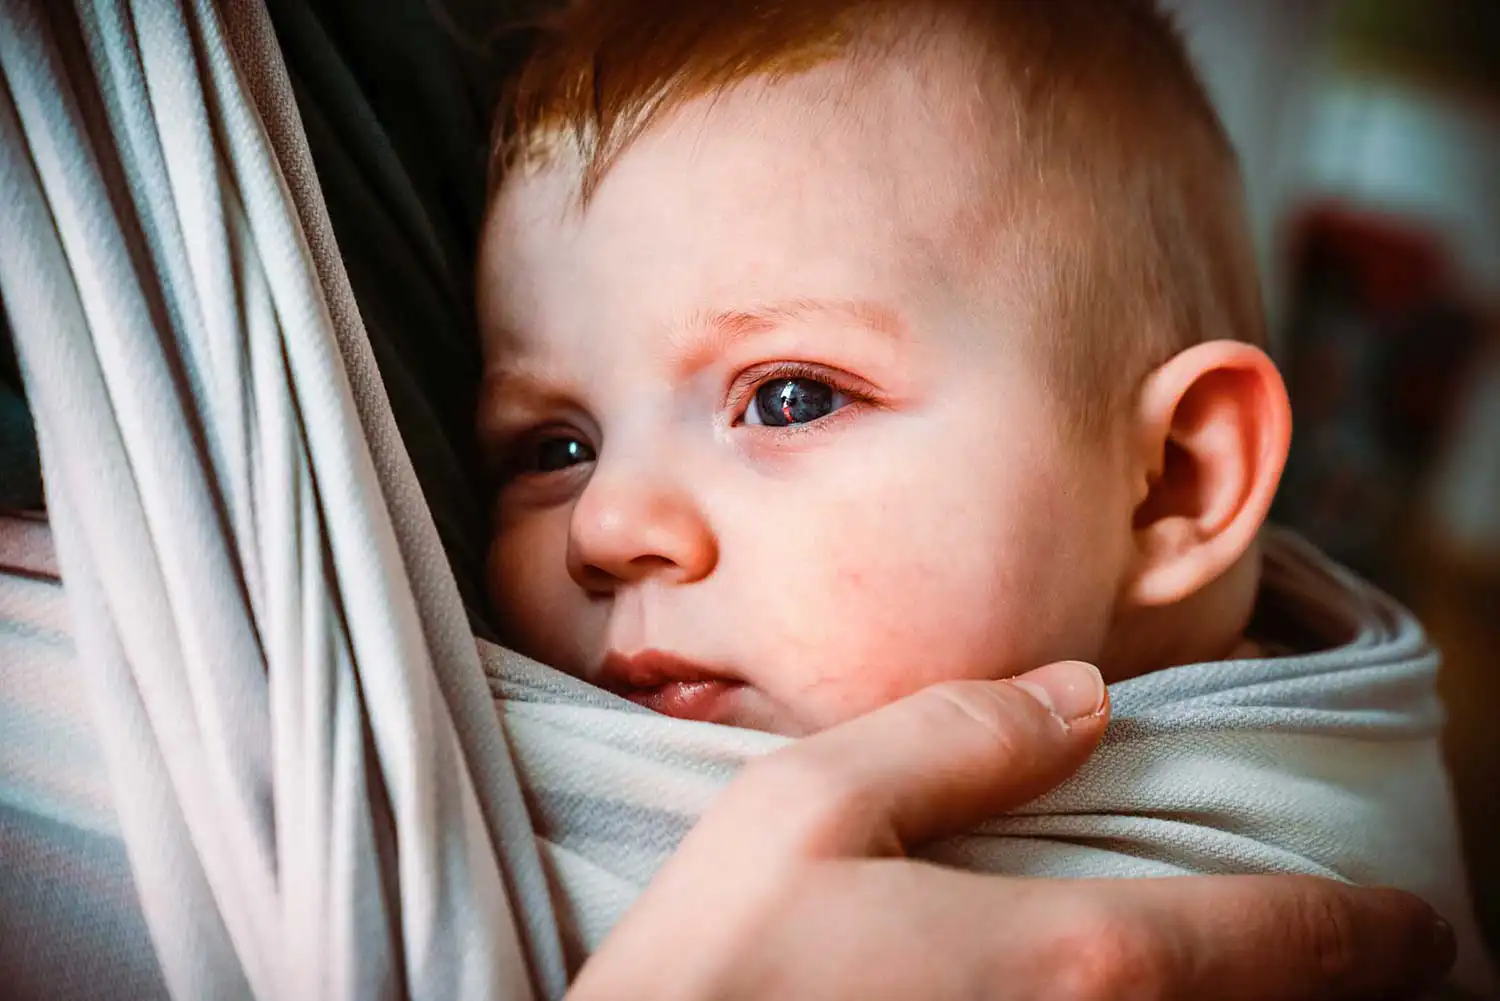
[{"x1": 566, "y1": 467, "x2": 717, "y2": 593}]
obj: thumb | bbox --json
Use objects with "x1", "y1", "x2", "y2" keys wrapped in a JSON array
[{"x1": 729, "y1": 662, "x2": 1110, "y2": 859}]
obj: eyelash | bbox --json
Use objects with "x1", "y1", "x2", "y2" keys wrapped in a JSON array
[
  {"x1": 493, "y1": 422, "x2": 596, "y2": 483},
  {"x1": 727, "y1": 361, "x2": 878, "y2": 431}
]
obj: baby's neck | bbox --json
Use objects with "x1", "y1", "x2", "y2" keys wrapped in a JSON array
[{"x1": 1099, "y1": 540, "x2": 1264, "y2": 683}]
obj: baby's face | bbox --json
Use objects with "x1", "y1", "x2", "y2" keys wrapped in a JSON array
[{"x1": 477, "y1": 69, "x2": 1134, "y2": 735}]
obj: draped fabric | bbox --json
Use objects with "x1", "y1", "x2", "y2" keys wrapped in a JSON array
[
  {"x1": 0, "y1": 1, "x2": 562, "y2": 996},
  {"x1": 0, "y1": 2, "x2": 1494, "y2": 1000}
]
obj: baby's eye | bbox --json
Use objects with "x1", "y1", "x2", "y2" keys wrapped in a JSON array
[
  {"x1": 743, "y1": 377, "x2": 850, "y2": 428},
  {"x1": 516, "y1": 434, "x2": 596, "y2": 474}
]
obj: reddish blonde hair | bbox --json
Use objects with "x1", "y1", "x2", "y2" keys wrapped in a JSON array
[{"x1": 489, "y1": 0, "x2": 1267, "y2": 434}]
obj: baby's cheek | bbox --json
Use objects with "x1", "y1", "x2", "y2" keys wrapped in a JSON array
[
  {"x1": 790, "y1": 547, "x2": 994, "y2": 726},
  {"x1": 791, "y1": 633, "x2": 983, "y2": 732},
  {"x1": 488, "y1": 517, "x2": 590, "y2": 671},
  {"x1": 726, "y1": 457, "x2": 1023, "y2": 728}
]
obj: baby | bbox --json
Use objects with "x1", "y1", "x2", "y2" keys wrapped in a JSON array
[
  {"x1": 472, "y1": 3, "x2": 1500, "y2": 991},
  {"x1": 475, "y1": 0, "x2": 1280, "y2": 736}
]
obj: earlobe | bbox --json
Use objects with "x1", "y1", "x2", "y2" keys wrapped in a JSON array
[{"x1": 1124, "y1": 341, "x2": 1292, "y2": 608}]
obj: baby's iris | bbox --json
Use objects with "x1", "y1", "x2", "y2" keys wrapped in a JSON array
[
  {"x1": 746, "y1": 377, "x2": 847, "y2": 428},
  {"x1": 527, "y1": 436, "x2": 595, "y2": 473}
]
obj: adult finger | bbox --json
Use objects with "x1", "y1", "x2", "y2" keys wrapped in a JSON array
[
  {"x1": 722, "y1": 661, "x2": 1110, "y2": 858},
  {"x1": 1111, "y1": 874, "x2": 1456, "y2": 1000}
]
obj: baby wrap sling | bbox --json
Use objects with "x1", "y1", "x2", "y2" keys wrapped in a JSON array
[{"x1": 0, "y1": 1, "x2": 1493, "y2": 998}]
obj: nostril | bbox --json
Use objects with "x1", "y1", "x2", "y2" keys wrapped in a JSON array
[
  {"x1": 577, "y1": 554, "x2": 680, "y2": 594},
  {"x1": 628, "y1": 554, "x2": 677, "y2": 572}
]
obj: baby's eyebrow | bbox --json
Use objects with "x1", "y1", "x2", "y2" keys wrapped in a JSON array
[{"x1": 674, "y1": 297, "x2": 908, "y2": 376}]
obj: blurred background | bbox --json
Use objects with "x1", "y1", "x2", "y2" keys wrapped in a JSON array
[{"x1": 1167, "y1": 0, "x2": 1500, "y2": 956}]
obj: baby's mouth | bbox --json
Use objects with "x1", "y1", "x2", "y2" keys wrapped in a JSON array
[
  {"x1": 624, "y1": 679, "x2": 745, "y2": 722},
  {"x1": 596, "y1": 649, "x2": 747, "y2": 724}
]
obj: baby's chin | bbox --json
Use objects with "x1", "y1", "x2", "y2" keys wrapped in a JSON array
[
  {"x1": 642, "y1": 682, "x2": 819, "y2": 736},
  {"x1": 701, "y1": 687, "x2": 813, "y2": 737},
  {"x1": 713, "y1": 686, "x2": 876, "y2": 737},
  {"x1": 623, "y1": 669, "x2": 936, "y2": 735}
]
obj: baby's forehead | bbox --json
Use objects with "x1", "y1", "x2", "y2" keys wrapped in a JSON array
[
  {"x1": 480, "y1": 72, "x2": 1099, "y2": 425},
  {"x1": 485, "y1": 45, "x2": 1041, "y2": 298},
  {"x1": 481, "y1": 67, "x2": 1042, "y2": 370}
]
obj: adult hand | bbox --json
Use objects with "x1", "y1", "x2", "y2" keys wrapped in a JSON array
[{"x1": 568, "y1": 661, "x2": 1457, "y2": 1001}]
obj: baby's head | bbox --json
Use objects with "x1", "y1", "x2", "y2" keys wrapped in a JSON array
[{"x1": 476, "y1": 0, "x2": 1291, "y2": 735}]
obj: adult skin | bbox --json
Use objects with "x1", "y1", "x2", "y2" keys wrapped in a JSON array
[{"x1": 569, "y1": 661, "x2": 1456, "y2": 1001}]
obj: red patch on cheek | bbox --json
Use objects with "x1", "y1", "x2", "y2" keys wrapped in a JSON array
[
  {"x1": 837, "y1": 566, "x2": 866, "y2": 591},
  {"x1": 760, "y1": 519, "x2": 953, "y2": 726},
  {"x1": 818, "y1": 553, "x2": 937, "y2": 699},
  {"x1": 825, "y1": 620, "x2": 937, "y2": 720}
]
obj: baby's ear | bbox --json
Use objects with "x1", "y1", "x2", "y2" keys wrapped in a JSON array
[{"x1": 1121, "y1": 341, "x2": 1291, "y2": 608}]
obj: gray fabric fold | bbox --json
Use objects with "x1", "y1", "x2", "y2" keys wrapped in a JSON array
[{"x1": 0, "y1": 1, "x2": 563, "y2": 997}]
